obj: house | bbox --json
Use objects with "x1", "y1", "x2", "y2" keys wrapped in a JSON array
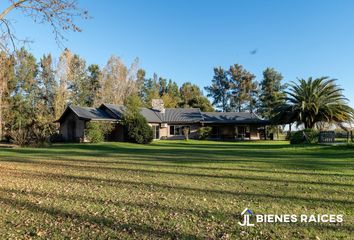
[{"x1": 56, "y1": 99, "x2": 269, "y2": 142}]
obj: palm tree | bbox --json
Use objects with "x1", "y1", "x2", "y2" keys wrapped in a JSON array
[{"x1": 273, "y1": 77, "x2": 354, "y2": 129}]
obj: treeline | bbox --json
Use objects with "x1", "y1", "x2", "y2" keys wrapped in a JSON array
[
  {"x1": 0, "y1": 48, "x2": 213, "y2": 143},
  {"x1": 205, "y1": 64, "x2": 286, "y2": 119}
]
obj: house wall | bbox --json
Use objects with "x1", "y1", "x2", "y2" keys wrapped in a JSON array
[
  {"x1": 250, "y1": 126, "x2": 260, "y2": 139},
  {"x1": 59, "y1": 111, "x2": 86, "y2": 142},
  {"x1": 204, "y1": 124, "x2": 261, "y2": 140},
  {"x1": 159, "y1": 123, "x2": 200, "y2": 140}
]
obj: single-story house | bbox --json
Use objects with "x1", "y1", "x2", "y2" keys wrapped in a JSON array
[{"x1": 56, "y1": 99, "x2": 269, "y2": 142}]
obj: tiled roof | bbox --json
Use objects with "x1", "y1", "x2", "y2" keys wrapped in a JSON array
[{"x1": 202, "y1": 112, "x2": 269, "y2": 124}]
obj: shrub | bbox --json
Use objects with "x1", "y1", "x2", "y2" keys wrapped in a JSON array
[
  {"x1": 198, "y1": 127, "x2": 212, "y2": 140},
  {"x1": 9, "y1": 129, "x2": 30, "y2": 146},
  {"x1": 290, "y1": 129, "x2": 319, "y2": 144},
  {"x1": 86, "y1": 122, "x2": 113, "y2": 143},
  {"x1": 124, "y1": 114, "x2": 153, "y2": 144},
  {"x1": 9, "y1": 122, "x2": 55, "y2": 147},
  {"x1": 122, "y1": 94, "x2": 153, "y2": 144}
]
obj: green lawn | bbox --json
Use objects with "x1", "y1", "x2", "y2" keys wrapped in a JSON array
[{"x1": 0, "y1": 141, "x2": 353, "y2": 239}]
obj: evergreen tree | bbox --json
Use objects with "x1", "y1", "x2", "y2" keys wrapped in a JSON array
[
  {"x1": 259, "y1": 67, "x2": 286, "y2": 119},
  {"x1": 205, "y1": 67, "x2": 230, "y2": 112},
  {"x1": 228, "y1": 64, "x2": 257, "y2": 112},
  {"x1": 87, "y1": 64, "x2": 101, "y2": 107},
  {"x1": 39, "y1": 54, "x2": 57, "y2": 116},
  {"x1": 136, "y1": 69, "x2": 146, "y2": 100},
  {"x1": 180, "y1": 82, "x2": 214, "y2": 111}
]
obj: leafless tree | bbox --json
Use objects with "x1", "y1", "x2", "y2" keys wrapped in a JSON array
[{"x1": 0, "y1": 0, "x2": 88, "y2": 52}]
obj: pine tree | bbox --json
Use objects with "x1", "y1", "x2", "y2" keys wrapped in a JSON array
[
  {"x1": 259, "y1": 68, "x2": 286, "y2": 119},
  {"x1": 205, "y1": 67, "x2": 230, "y2": 112},
  {"x1": 39, "y1": 54, "x2": 57, "y2": 116},
  {"x1": 87, "y1": 64, "x2": 101, "y2": 107},
  {"x1": 228, "y1": 64, "x2": 257, "y2": 112}
]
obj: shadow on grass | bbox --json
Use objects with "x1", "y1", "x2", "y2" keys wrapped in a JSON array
[
  {"x1": 0, "y1": 187, "x2": 233, "y2": 220},
  {"x1": 1, "y1": 159, "x2": 353, "y2": 188},
  {"x1": 0, "y1": 195, "x2": 198, "y2": 239},
  {"x1": 6, "y1": 169, "x2": 354, "y2": 206},
  {"x1": 1, "y1": 143, "x2": 353, "y2": 171}
]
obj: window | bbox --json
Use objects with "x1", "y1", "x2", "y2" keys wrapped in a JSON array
[
  {"x1": 152, "y1": 125, "x2": 160, "y2": 139},
  {"x1": 169, "y1": 126, "x2": 174, "y2": 135},
  {"x1": 169, "y1": 125, "x2": 190, "y2": 135}
]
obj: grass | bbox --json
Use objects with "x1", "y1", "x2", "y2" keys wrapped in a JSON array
[{"x1": 0, "y1": 140, "x2": 353, "y2": 239}]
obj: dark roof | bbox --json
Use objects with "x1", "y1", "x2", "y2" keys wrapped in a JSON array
[
  {"x1": 56, "y1": 103, "x2": 270, "y2": 125},
  {"x1": 156, "y1": 108, "x2": 203, "y2": 123},
  {"x1": 102, "y1": 105, "x2": 203, "y2": 123},
  {"x1": 100, "y1": 104, "x2": 125, "y2": 119},
  {"x1": 140, "y1": 108, "x2": 162, "y2": 123},
  {"x1": 202, "y1": 112, "x2": 269, "y2": 124},
  {"x1": 56, "y1": 105, "x2": 117, "y2": 122},
  {"x1": 100, "y1": 104, "x2": 161, "y2": 123}
]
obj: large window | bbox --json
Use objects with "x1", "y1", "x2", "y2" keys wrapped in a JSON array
[
  {"x1": 152, "y1": 125, "x2": 160, "y2": 139},
  {"x1": 169, "y1": 125, "x2": 190, "y2": 135}
]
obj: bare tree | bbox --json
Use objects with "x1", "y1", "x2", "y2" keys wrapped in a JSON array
[
  {"x1": 99, "y1": 56, "x2": 139, "y2": 105},
  {"x1": 0, "y1": 0, "x2": 88, "y2": 52}
]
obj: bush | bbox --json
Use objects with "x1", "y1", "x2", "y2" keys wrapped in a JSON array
[
  {"x1": 86, "y1": 122, "x2": 113, "y2": 143},
  {"x1": 9, "y1": 129, "x2": 30, "y2": 146},
  {"x1": 124, "y1": 114, "x2": 153, "y2": 144},
  {"x1": 122, "y1": 94, "x2": 153, "y2": 144},
  {"x1": 198, "y1": 127, "x2": 212, "y2": 140},
  {"x1": 9, "y1": 122, "x2": 55, "y2": 147},
  {"x1": 290, "y1": 129, "x2": 319, "y2": 144}
]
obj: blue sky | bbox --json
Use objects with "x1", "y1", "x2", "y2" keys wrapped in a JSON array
[{"x1": 2, "y1": 0, "x2": 354, "y2": 106}]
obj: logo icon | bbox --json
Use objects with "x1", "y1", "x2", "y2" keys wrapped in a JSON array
[{"x1": 238, "y1": 208, "x2": 254, "y2": 226}]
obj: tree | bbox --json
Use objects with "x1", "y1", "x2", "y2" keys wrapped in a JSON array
[
  {"x1": 259, "y1": 68, "x2": 286, "y2": 119},
  {"x1": 53, "y1": 48, "x2": 72, "y2": 119},
  {"x1": 142, "y1": 73, "x2": 160, "y2": 106},
  {"x1": 0, "y1": 52, "x2": 14, "y2": 140},
  {"x1": 39, "y1": 54, "x2": 57, "y2": 116},
  {"x1": 123, "y1": 94, "x2": 153, "y2": 144},
  {"x1": 228, "y1": 64, "x2": 257, "y2": 112},
  {"x1": 9, "y1": 48, "x2": 39, "y2": 132},
  {"x1": 87, "y1": 64, "x2": 101, "y2": 107},
  {"x1": 99, "y1": 55, "x2": 139, "y2": 105},
  {"x1": 274, "y1": 77, "x2": 354, "y2": 129},
  {"x1": 180, "y1": 82, "x2": 214, "y2": 111},
  {"x1": 0, "y1": 0, "x2": 88, "y2": 52},
  {"x1": 205, "y1": 67, "x2": 230, "y2": 112},
  {"x1": 136, "y1": 68, "x2": 146, "y2": 99},
  {"x1": 67, "y1": 54, "x2": 88, "y2": 106},
  {"x1": 5, "y1": 48, "x2": 57, "y2": 145}
]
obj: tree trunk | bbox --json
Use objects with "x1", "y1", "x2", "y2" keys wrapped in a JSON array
[{"x1": 0, "y1": 90, "x2": 2, "y2": 141}]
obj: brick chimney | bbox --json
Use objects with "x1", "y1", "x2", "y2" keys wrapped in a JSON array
[{"x1": 151, "y1": 99, "x2": 165, "y2": 113}]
